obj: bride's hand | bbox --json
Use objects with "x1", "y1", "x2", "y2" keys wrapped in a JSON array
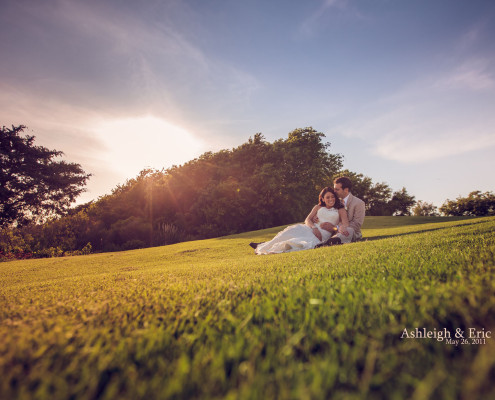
[{"x1": 312, "y1": 227, "x2": 322, "y2": 241}]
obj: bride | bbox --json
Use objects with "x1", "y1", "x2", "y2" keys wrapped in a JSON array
[{"x1": 253, "y1": 187, "x2": 349, "y2": 255}]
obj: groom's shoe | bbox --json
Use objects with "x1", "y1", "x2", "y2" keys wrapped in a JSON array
[
  {"x1": 249, "y1": 242, "x2": 262, "y2": 249},
  {"x1": 315, "y1": 237, "x2": 342, "y2": 248}
]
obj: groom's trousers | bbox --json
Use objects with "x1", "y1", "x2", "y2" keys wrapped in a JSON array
[{"x1": 335, "y1": 227, "x2": 362, "y2": 244}]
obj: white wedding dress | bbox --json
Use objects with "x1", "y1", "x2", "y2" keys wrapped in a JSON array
[{"x1": 255, "y1": 207, "x2": 340, "y2": 255}]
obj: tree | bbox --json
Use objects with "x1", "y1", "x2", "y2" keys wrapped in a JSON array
[
  {"x1": 333, "y1": 170, "x2": 393, "y2": 215},
  {"x1": 2, "y1": 126, "x2": 420, "y2": 258},
  {"x1": 332, "y1": 171, "x2": 417, "y2": 216},
  {"x1": 176, "y1": 127, "x2": 343, "y2": 234},
  {"x1": 412, "y1": 201, "x2": 438, "y2": 216},
  {"x1": 274, "y1": 127, "x2": 343, "y2": 221},
  {"x1": 440, "y1": 191, "x2": 495, "y2": 216},
  {"x1": 0, "y1": 125, "x2": 91, "y2": 227},
  {"x1": 387, "y1": 187, "x2": 416, "y2": 216},
  {"x1": 366, "y1": 182, "x2": 394, "y2": 215}
]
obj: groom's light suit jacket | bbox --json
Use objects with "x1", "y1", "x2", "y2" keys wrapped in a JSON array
[{"x1": 345, "y1": 193, "x2": 366, "y2": 240}]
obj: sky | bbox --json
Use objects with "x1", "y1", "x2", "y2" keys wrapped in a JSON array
[{"x1": 1, "y1": 0, "x2": 495, "y2": 208}]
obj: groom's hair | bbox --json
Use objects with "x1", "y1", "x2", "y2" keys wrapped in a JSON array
[
  {"x1": 318, "y1": 187, "x2": 344, "y2": 209},
  {"x1": 334, "y1": 176, "x2": 352, "y2": 191}
]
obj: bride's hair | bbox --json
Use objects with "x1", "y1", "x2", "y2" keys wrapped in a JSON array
[{"x1": 318, "y1": 187, "x2": 344, "y2": 209}]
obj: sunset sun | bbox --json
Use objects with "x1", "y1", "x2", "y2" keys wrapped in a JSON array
[{"x1": 96, "y1": 116, "x2": 205, "y2": 180}]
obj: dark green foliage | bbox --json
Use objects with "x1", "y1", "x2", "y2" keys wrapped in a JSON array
[
  {"x1": 388, "y1": 187, "x2": 416, "y2": 216},
  {"x1": 1, "y1": 126, "x2": 422, "y2": 258},
  {"x1": 334, "y1": 170, "x2": 416, "y2": 216},
  {"x1": 1, "y1": 127, "x2": 342, "y2": 256},
  {"x1": 440, "y1": 191, "x2": 495, "y2": 216},
  {"x1": 0, "y1": 125, "x2": 91, "y2": 227},
  {"x1": 156, "y1": 128, "x2": 342, "y2": 238},
  {"x1": 413, "y1": 200, "x2": 439, "y2": 216}
]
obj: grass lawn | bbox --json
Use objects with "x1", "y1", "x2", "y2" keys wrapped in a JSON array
[{"x1": 1, "y1": 216, "x2": 494, "y2": 399}]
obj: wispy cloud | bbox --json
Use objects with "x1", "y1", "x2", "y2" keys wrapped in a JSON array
[
  {"x1": 335, "y1": 7, "x2": 495, "y2": 164},
  {"x1": 372, "y1": 126, "x2": 495, "y2": 163},
  {"x1": 0, "y1": 2, "x2": 262, "y2": 134},
  {"x1": 0, "y1": 0, "x2": 264, "y2": 200},
  {"x1": 458, "y1": 25, "x2": 481, "y2": 50},
  {"x1": 456, "y1": 14, "x2": 494, "y2": 52},
  {"x1": 436, "y1": 59, "x2": 495, "y2": 91},
  {"x1": 338, "y1": 62, "x2": 495, "y2": 163},
  {"x1": 0, "y1": 0, "x2": 261, "y2": 119},
  {"x1": 298, "y1": 0, "x2": 350, "y2": 38}
]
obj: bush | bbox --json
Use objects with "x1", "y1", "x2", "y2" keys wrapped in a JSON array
[
  {"x1": 81, "y1": 242, "x2": 92, "y2": 255},
  {"x1": 0, "y1": 249, "x2": 33, "y2": 262},
  {"x1": 122, "y1": 239, "x2": 146, "y2": 250},
  {"x1": 65, "y1": 242, "x2": 93, "y2": 257},
  {"x1": 33, "y1": 247, "x2": 64, "y2": 258},
  {"x1": 155, "y1": 223, "x2": 184, "y2": 245},
  {"x1": 103, "y1": 243, "x2": 121, "y2": 253},
  {"x1": 440, "y1": 191, "x2": 495, "y2": 216},
  {"x1": 108, "y1": 217, "x2": 151, "y2": 247}
]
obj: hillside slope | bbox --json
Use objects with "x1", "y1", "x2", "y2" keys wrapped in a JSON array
[{"x1": 1, "y1": 216, "x2": 494, "y2": 399}]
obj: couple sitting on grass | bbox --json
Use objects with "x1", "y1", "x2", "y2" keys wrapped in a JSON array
[{"x1": 250, "y1": 177, "x2": 365, "y2": 255}]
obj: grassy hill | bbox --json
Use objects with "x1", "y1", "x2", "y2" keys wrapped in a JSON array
[{"x1": 1, "y1": 216, "x2": 494, "y2": 399}]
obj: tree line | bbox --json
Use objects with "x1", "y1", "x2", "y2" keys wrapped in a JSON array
[{"x1": 1, "y1": 125, "x2": 493, "y2": 260}]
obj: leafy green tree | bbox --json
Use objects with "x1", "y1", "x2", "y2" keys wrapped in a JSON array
[
  {"x1": 333, "y1": 171, "x2": 416, "y2": 216},
  {"x1": 387, "y1": 187, "x2": 416, "y2": 216},
  {"x1": 273, "y1": 127, "x2": 343, "y2": 221},
  {"x1": 166, "y1": 127, "x2": 343, "y2": 235},
  {"x1": 440, "y1": 191, "x2": 495, "y2": 216},
  {"x1": 3, "y1": 126, "x2": 419, "y2": 258},
  {"x1": 333, "y1": 170, "x2": 373, "y2": 201},
  {"x1": 0, "y1": 125, "x2": 91, "y2": 227},
  {"x1": 333, "y1": 170, "x2": 393, "y2": 215},
  {"x1": 366, "y1": 182, "x2": 394, "y2": 215},
  {"x1": 412, "y1": 201, "x2": 438, "y2": 216}
]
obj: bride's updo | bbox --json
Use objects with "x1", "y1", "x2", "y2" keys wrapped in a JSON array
[{"x1": 318, "y1": 187, "x2": 344, "y2": 209}]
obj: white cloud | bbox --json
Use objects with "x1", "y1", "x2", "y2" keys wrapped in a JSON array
[
  {"x1": 1, "y1": 0, "x2": 261, "y2": 119},
  {"x1": 458, "y1": 26, "x2": 481, "y2": 50},
  {"x1": 0, "y1": 0, "x2": 263, "y2": 202},
  {"x1": 437, "y1": 59, "x2": 495, "y2": 91},
  {"x1": 338, "y1": 63, "x2": 495, "y2": 163},
  {"x1": 373, "y1": 129, "x2": 495, "y2": 163},
  {"x1": 343, "y1": 103, "x2": 495, "y2": 163},
  {"x1": 298, "y1": 0, "x2": 351, "y2": 38}
]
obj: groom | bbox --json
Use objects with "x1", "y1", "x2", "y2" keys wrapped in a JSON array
[{"x1": 316, "y1": 176, "x2": 365, "y2": 246}]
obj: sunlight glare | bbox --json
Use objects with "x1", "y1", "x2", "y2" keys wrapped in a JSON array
[{"x1": 96, "y1": 116, "x2": 205, "y2": 180}]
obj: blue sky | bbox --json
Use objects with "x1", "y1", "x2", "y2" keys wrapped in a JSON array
[{"x1": 1, "y1": 0, "x2": 494, "y2": 207}]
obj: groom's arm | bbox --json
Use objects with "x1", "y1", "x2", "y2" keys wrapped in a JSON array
[
  {"x1": 320, "y1": 222, "x2": 337, "y2": 233},
  {"x1": 349, "y1": 200, "x2": 365, "y2": 232}
]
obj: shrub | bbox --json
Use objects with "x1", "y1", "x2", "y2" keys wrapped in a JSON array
[
  {"x1": 33, "y1": 247, "x2": 64, "y2": 258},
  {"x1": 155, "y1": 223, "x2": 184, "y2": 245},
  {"x1": 122, "y1": 239, "x2": 146, "y2": 250}
]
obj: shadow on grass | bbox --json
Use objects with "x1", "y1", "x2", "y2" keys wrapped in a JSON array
[{"x1": 361, "y1": 220, "x2": 487, "y2": 242}]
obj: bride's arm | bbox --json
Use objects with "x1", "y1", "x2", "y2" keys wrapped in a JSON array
[
  {"x1": 305, "y1": 205, "x2": 322, "y2": 240},
  {"x1": 305, "y1": 205, "x2": 320, "y2": 228}
]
